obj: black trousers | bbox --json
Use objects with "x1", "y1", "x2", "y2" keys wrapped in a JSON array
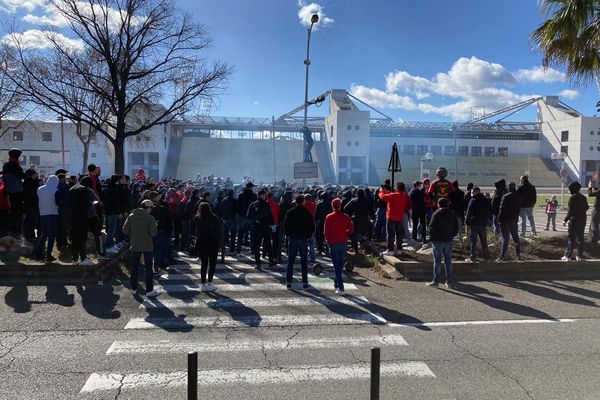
[
  {"x1": 198, "y1": 244, "x2": 218, "y2": 283},
  {"x1": 70, "y1": 217, "x2": 88, "y2": 261},
  {"x1": 591, "y1": 208, "x2": 600, "y2": 242},
  {"x1": 252, "y1": 225, "x2": 272, "y2": 266},
  {"x1": 566, "y1": 221, "x2": 586, "y2": 259},
  {"x1": 8, "y1": 192, "x2": 23, "y2": 233},
  {"x1": 411, "y1": 213, "x2": 427, "y2": 243}
]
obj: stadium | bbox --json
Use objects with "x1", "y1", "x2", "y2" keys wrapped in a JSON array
[{"x1": 1, "y1": 89, "x2": 596, "y2": 187}]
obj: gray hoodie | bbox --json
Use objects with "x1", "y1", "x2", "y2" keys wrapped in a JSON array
[{"x1": 37, "y1": 175, "x2": 59, "y2": 216}]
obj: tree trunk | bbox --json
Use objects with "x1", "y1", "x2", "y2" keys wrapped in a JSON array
[
  {"x1": 114, "y1": 137, "x2": 125, "y2": 174},
  {"x1": 81, "y1": 141, "x2": 90, "y2": 174}
]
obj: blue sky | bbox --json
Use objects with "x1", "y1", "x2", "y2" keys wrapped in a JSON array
[{"x1": 2, "y1": 0, "x2": 597, "y2": 122}]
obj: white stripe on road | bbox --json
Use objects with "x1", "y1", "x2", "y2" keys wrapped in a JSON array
[
  {"x1": 156, "y1": 282, "x2": 358, "y2": 293},
  {"x1": 106, "y1": 334, "x2": 408, "y2": 355},
  {"x1": 124, "y1": 312, "x2": 387, "y2": 330},
  {"x1": 80, "y1": 361, "x2": 434, "y2": 392},
  {"x1": 159, "y1": 271, "x2": 330, "y2": 281},
  {"x1": 388, "y1": 318, "x2": 577, "y2": 329},
  {"x1": 139, "y1": 295, "x2": 371, "y2": 309}
]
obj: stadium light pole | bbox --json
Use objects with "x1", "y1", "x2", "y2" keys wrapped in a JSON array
[
  {"x1": 420, "y1": 152, "x2": 433, "y2": 180},
  {"x1": 302, "y1": 14, "x2": 319, "y2": 161},
  {"x1": 451, "y1": 126, "x2": 458, "y2": 179},
  {"x1": 551, "y1": 152, "x2": 567, "y2": 206}
]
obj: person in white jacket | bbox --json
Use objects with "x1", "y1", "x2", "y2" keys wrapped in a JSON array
[{"x1": 32, "y1": 175, "x2": 61, "y2": 262}]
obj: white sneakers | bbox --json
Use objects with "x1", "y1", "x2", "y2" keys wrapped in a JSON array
[
  {"x1": 381, "y1": 250, "x2": 394, "y2": 256},
  {"x1": 106, "y1": 247, "x2": 119, "y2": 255},
  {"x1": 201, "y1": 283, "x2": 218, "y2": 292},
  {"x1": 79, "y1": 258, "x2": 96, "y2": 266},
  {"x1": 561, "y1": 256, "x2": 570, "y2": 262},
  {"x1": 335, "y1": 288, "x2": 346, "y2": 296}
]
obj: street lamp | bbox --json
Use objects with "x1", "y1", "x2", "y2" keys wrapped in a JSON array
[
  {"x1": 302, "y1": 13, "x2": 319, "y2": 163},
  {"x1": 57, "y1": 115, "x2": 65, "y2": 169},
  {"x1": 551, "y1": 151, "x2": 567, "y2": 206},
  {"x1": 420, "y1": 152, "x2": 434, "y2": 180}
]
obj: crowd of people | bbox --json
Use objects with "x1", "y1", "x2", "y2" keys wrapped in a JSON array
[{"x1": 0, "y1": 146, "x2": 597, "y2": 296}]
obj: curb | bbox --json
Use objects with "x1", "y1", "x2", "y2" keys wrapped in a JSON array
[
  {"x1": 0, "y1": 250, "x2": 128, "y2": 285},
  {"x1": 365, "y1": 243, "x2": 600, "y2": 281}
]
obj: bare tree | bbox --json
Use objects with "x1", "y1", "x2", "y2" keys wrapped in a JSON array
[
  {"x1": 10, "y1": 0, "x2": 231, "y2": 173},
  {"x1": 0, "y1": 43, "x2": 31, "y2": 140}
]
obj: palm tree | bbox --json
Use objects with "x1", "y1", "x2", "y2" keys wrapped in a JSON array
[{"x1": 531, "y1": 0, "x2": 600, "y2": 85}]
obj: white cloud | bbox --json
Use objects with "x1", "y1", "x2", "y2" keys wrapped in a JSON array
[
  {"x1": 515, "y1": 66, "x2": 564, "y2": 83},
  {"x1": 3, "y1": 29, "x2": 84, "y2": 51},
  {"x1": 0, "y1": 0, "x2": 44, "y2": 13},
  {"x1": 350, "y1": 56, "x2": 540, "y2": 120},
  {"x1": 559, "y1": 89, "x2": 579, "y2": 100},
  {"x1": 297, "y1": 1, "x2": 334, "y2": 29},
  {"x1": 253, "y1": 101, "x2": 260, "y2": 105}
]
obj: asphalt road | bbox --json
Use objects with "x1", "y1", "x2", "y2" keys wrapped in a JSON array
[{"x1": 2, "y1": 253, "x2": 600, "y2": 400}]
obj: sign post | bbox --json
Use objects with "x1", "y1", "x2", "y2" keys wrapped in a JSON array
[{"x1": 387, "y1": 142, "x2": 401, "y2": 186}]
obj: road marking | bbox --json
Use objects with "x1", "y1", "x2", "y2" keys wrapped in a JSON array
[
  {"x1": 80, "y1": 361, "x2": 434, "y2": 392},
  {"x1": 158, "y1": 271, "x2": 330, "y2": 281},
  {"x1": 156, "y1": 282, "x2": 358, "y2": 293},
  {"x1": 138, "y1": 295, "x2": 371, "y2": 309},
  {"x1": 106, "y1": 334, "x2": 408, "y2": 355},
  {"x1": 388, "y1": 318, "x2": 577, "y2": 328},
  {"x1": 124, "y1": 312, "x2": 387, "y2": 330}
]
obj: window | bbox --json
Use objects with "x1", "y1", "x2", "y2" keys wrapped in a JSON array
[
  {"x1": 458, "y1": 146, "x2": 469, "y2": 156},
  {"x1": 330, "y1": 141, "x2": 333, "y2": 153},
  {"x1": 561, "y1": 130, "x2": 569, "y2": 142},
  {"x1": 404, "y1": 145, "x2": 414, "y2": 155},
  {"x1": 29, "y1": 156, "x2": 40, "y2": 165},
  {"x1": 354, "y1": 141, "x2": 359, "y2": 146},
  {"x1": 591, "y1": 146, "x2": 594, "y2": 151},
  {"x1": 498, "y1": 147, "x2": 508, "y2": 157},
  {"x1": 330, "y1": 126, "x2": 333, "y2": 138},
  {"x1": 485, "y1": 147, "x2": 495, "y2": 157},
  {"x1": 346, "y1": 141, "x2": 351, "y2": 146},
  {"x1": 347, "y1": 125, "x2": 352, "y2": 131},
  {"x1": 471, "y1": 146, "x2": 482, "y2": 157},
  {"x1": 136, "y1": 135, "x2": 142, "y2": 141},
  {"x1": 149, "y1": 152, "x2": 159, "y2": 165},
  {"x1": 431, "y1": 145, "x2": 442, "y2": 156},
  {"x1": 444, "y1": 146, "x2": 455, "y2": 156},
  {"x1": 561, "y1": 145, "x2": 568, "y2": 155},
  {"x1": 355, "y1": 125, "x2": 360, "y2": 130},
  {"x1": 91, "y1": 153, "x2": 97, "y2": 158},
  {"x1": 416, "y1": 145, "x2": 428, "y2": 156},
  {"x1": 12, "y1": 131, "x2": 23, "y2": 141},
  {"x1": 586, "y1": 161, "x2": 597, "y2": 171},
  {"x1": 591, "y1": 130, "x2": 595, "y2": 136},
  {"x1": 41, "y1": 132, "x2": 52, "y2": 142},
  {"x1": 163, "y1": 136, "x2": 167, "y2": 149}
]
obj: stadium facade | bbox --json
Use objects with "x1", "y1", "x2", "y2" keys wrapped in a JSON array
[{"x1": 1, "y1": 89, "x2": 598, "y2": 187}]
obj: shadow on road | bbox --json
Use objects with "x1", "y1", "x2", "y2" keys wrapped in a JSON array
[
  {"x1": 76, "y1": 285, "x2": 121, "y2": 319},
  {"x1": 45, "y1": 285, "x2": 75, "y2": 307}
]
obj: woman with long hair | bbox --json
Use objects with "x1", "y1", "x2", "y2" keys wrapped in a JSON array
[{"x1": 194, "y1": 202, "x2": 223, "y2": 291}]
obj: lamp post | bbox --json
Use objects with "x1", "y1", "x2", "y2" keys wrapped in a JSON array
[
  {"x1": 420, "y1": 152, "x2": 434, "y2": 180},
  {"x1": 302, "y1": 13, "x2": 319, "y2": 163},
  {"x1": 451, "y1": 126, "x2": 459, "y2": 179},
  {"x1": 551, "y1": 152, "x2": 567, "y2": 206},
  {"x1": 57, "y1": 115, "x2": 65, "y2": 169}
]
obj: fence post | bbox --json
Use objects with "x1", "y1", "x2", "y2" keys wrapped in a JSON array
[
  {"x1": 188, "y1": 351, "x2": 198, "y2": 400},
  {"x1": 370, "y1": 346, "x2": 380, "y2": 400}
]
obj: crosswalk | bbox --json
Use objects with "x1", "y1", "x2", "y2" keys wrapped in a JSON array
[{"x1": 79, "y1": 253, "x2": 438, "y2": 398}]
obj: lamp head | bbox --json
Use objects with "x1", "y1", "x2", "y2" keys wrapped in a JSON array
[{"x1": 311, "y1": 14, "x2": 319, "y2": 24}]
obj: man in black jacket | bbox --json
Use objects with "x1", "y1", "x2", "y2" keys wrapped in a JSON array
[
  {"x1": 104, "y1": 174, "x2": 124, "y2": 253},
  {"x1": 315, "y1": 191, "x2": 332, "y2": 254},
  {"x1": 247, "y1": 189, "x2": 274, "y2": 271},
  {"x1": 498, "y1": 182, "x2": 523, "y2": 261},
  {"x1": 373, "y1": 179, "x2": 391, "y2": 242},
  {"x1": 22, "y1": 169, "x2": 40, "y2": 242},
  {"x1": 409, "y1": 181, "x2": 426, "y2": 244},
  {"x1": 284, "y1": 194, "x2": 315, "y2": 290},
  {"x1": 465, "y1": 187, "x2": 491, "y2": 262},
  {"x1": 221, "y1": 189, "x2": 238, "y2": 254},
  {"x1": 236, "y1": 182, "x2": 257, "y2": 256},
  {"x1": 562, "y1": 182, "x2": 588, "y2": 261},
  {"x1": 588, "y1": 179, "x2": 600, "y2": 243},
  {"x1": 2, "y1": 148, "x2": 24, "y2": 235},
  {"x1": 427, "y1": 198, "x2": 459, "y2": 288},
  {"x1": 491, "y1": 179, "x2": 507, "y2": 236},
  {"x1": 517, "y1": 175, "x2": 537, "y2": 237}
]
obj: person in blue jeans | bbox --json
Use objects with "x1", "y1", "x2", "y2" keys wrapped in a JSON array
[
  {"x1": 284, "y1": 194, "x2": 315, "y2": 290},
  {"x1": 32, "y1": 175, "x2": 61, "y2": 263},
  {"x1": 123, "y1": 200, "x2": 159, "y2": 297},
  {"x1": 427, "y1": 198, "x2": 459, "y2": 289},
  {"x1": 325, "y1": 198, "x2": 354, "y2": 295}
]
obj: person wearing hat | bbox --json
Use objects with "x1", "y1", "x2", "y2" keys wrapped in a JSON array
[
  {"x1": 123, "y1": 199, "x2": 159, "y2": 296},
  {"x1": 68, "y1": 176, "x2": 99, "y2": 265},
  {"x1": 236, "y1": 181, "x2": 257, "y2": 256},
  {"x1": 247, "y1": 188, "x2": 274, "y2": 270},
  {"x1": 562, "y1": 181, "x2": 588, "y2": 262},
  {"x1": 2, "y1": 148, "x2": 24, "y2": 235},
  {"x1": 22, "y1": 168, "x2": 40, "y2": 242},
  {"x1": 324, "y1": 198, "x2": 354, "y2": 295}
]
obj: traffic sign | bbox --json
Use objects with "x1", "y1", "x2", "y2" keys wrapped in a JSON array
[{"x1": 294, "y1": 162, "x2": 319, "y2": 179}]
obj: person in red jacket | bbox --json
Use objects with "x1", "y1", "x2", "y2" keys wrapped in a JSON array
[
  {"x1": 379, "y1": 181, "x2": 412, "y2": 256},
  {"x1": 325, "y1": 198, "x2": 354, "y2": 295},
  {"x1": 303, "y1": 193, "x2": 317, "y2": 264}
]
